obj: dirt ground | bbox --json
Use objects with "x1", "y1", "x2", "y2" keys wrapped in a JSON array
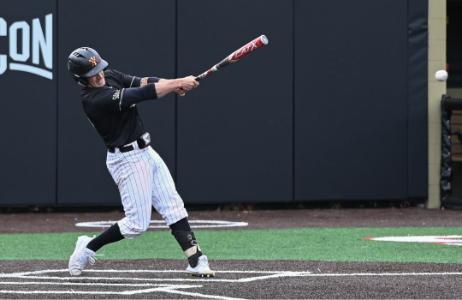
[
  {"x1": 0, "y1": 207, "x2": 461, "y2": 299},
  {"x1": 1, "y1": 259, "x2": 461, "y2": 299},
  {"x1": 0, "y1": 207, "x2": 461, "y2": 233}
]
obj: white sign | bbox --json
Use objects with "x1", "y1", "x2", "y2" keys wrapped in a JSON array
[{"x1": 0, "y1": 13, "x2": 53, "y2": 80}]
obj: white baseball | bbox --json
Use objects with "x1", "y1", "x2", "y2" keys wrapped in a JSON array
[{"x1": 435, "y1": 70, "x2": 448, "y2": 81}]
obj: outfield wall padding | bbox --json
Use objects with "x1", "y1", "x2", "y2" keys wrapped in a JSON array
[{"x1": 0, "y1": 0, "x2": 428, "y2": 205}]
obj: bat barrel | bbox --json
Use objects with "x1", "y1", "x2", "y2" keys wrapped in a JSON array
[
  {"x1": 260, "y1": 35, "x2": 269, "y2": 45},
  {"x1": 195, "y1": 34, "x2": 269, "y2": 81}
]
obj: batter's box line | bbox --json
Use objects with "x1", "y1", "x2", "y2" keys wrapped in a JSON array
[
  {"x1": 0, "y1": 269, "x2": 313, "y2": 283},
  {"x1": 0, "y1": 287, "x2": 246, "y2": 300},
  {"x1": 0, "y1": 268, "x2": 305, "y2": 276},
  {"x1": 0, "y1": 277, "x2": 246, "y2": 299},
  {"x1": 0, "y1": 269, "x2": 309, "y2": 300},
  {"x1": 3, "y1": 271, "x2": 461, "y2": 300},
  {"x1": 0, "y1": 281, "x2": 198, "y2": 288},
  {"x1": 0, "y1": 285, "x2": 205, "y2": 297}
]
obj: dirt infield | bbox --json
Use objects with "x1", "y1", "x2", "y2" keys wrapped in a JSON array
[
  {"x1": 1, "y1": 260, "x2": 462, "y2": 299},
  {"x1": 0, "y1": 207, "x2": 461, "y2": 233}
]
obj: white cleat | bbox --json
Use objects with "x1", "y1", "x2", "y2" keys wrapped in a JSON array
[
  {"x1": 186, "y1": 255, "x2": 215, "y2": 277},
  {"x1": 68, "y1": 235, "x2": 96, "y2": 276}
]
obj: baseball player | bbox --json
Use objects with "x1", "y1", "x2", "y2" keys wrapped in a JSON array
[{"x1": 66, "y1": 47, "x2": 214, "y2": 277}]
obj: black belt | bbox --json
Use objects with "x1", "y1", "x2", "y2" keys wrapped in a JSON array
[{"x1": 108, "y1": 137, "x2": 150, "y2": 153}]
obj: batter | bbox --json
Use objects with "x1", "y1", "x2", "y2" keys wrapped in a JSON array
[{"x1": 66, "y1": 47, "x2": 214, "y2": 277}]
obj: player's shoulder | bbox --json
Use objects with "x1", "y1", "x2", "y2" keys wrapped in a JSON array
[
  {"x1": 105, "y1": 69, "x2": 127, "y2": 79},
  {"x1": 105, "y1": 68, "x2": 132, "y2": 87},
  {"x1": 104, "y1": 68, "x2": 117, "y2": 76},
  {"x1": 81, "y1": 85, "x2": 116, "y2": 102}
]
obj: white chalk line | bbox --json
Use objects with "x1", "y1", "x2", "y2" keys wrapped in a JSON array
[
  {"x1": 304, "y1": 272, "x2": 462, "y2": 277},
  {"x1": 1, "y1": 269, "x2": 312, "y2": 284},
  {"x1": 0, "y1": 285, "x2": 199, "y2": 296},
  {"x1": 0, "y1": 284, "x2": 244, "y2": 300},
  {"x1": 75, "y1": 219, "x2": 248, "y2": 230},
  {"x1": 2, "y1": 273, "x2": 312, "y2": 283},
  {"x1": 1, "y1": 268, "x2": 290, "y2": 276},
  {"x1": 0, "y1": 290, "x2": 130, "y2": 295},
  {"x1": 156, "y1": 286, "x2": 247, "y2": 300},
  {"x1": 2, "y1": 269, "x2": 461, "y2": 299},
  {"x1": 0, "y1": 273, "x2": 243, "y2": 299},
  {"x1": 6, "y1": 274, "x2": 239, "y2": 283},
  {"x1": 0, "y1": 281, "x2": 190, "y2": 287},
  {"x1": 3, "y1": 269, "x2": 462, "y2": 280},
  {"x1": 0, "y1": 268, "x2": 310, "y2": 299},
  {"x1": 114, "y1": 285, "x2": 245, "y2": 299},
  {"x1": 83, "y1": 269, "x2": 289, "y2": 274},
  {"x1": 3, "y1": 269, "x2": 462, "y2": 281},
  {"x1": 122, "y1": 286, "x2": 203, "y2": 296},
  {"x1": 237, "y1": 272, "x2": 311, "y2": 282}
]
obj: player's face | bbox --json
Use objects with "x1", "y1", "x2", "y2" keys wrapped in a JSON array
[{"x1": 88, "y1": 71, "x2": 106, "y2": 87}]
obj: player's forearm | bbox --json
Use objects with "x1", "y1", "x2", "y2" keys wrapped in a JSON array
[
  {"x1": 154, "y1": 79, "x2": 186, "y2": 98},
  {"x1": 119, "y1": 77, "x2": 195, "y2": 109}
]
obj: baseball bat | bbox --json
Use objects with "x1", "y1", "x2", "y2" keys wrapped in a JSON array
[{"x1": 195, "y1": 34, "x2": 269, "y2": 81}]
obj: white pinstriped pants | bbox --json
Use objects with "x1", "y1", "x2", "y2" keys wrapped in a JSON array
[{"x1": 106, "y1": 146, "x2": 188, "y2": 238}]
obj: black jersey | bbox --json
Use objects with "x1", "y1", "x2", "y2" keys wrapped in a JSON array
[{"x1": 80, "y1": 69, "x2": 158, "y2": 148}]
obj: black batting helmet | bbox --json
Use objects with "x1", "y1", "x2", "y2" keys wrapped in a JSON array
[{"x1": 67, "y1": 47, "x2": 108, "y2": 85}]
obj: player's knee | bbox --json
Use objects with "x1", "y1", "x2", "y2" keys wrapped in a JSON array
[
  {"x1": 121, "y1": 221, "x2": 150, "y2": 239},
  {"x1": 123, "y1": 227, "x2": 146, "y2": 239}
]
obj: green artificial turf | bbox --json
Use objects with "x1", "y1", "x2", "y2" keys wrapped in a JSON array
[{"x1": 0, "y1": 227, "x2": 461, "y2": 263}]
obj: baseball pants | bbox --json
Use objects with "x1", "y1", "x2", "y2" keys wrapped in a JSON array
[{"x1": 106, "y1": 145, "x2": 188, "y2": 238}]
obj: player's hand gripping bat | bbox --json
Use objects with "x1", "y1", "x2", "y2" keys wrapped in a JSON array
[{"x1": 195, "y1": 35, "x2": 269, "y2": 81}]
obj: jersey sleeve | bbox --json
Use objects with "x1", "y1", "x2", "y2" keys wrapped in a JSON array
[
  {"x1": 110, "y1": 69, "x2": 159, "y2": 87},
  {"x1": 109, "y1": 69, "x2": 141, "y2": 88},
  {"x1": 92, "y1": 85, "x2": 157, "y2": 112},
  {"x1": 119, "y1": 85, "x2": 157, "y2": 110},
  {"x1": 90, "y1": 87, "x2": 127, "y2": 112}
]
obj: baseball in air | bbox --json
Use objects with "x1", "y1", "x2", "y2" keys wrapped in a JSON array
[{"x1": 435, "y1": 70, "x2": 448, "y2": 81}]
